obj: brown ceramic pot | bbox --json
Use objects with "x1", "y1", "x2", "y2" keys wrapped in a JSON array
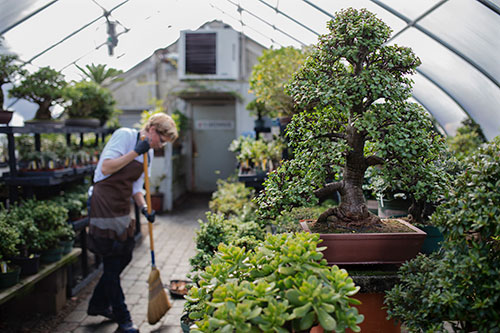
[{"x1": 299, "y1": 219, "x2": 426, "y2": 265}]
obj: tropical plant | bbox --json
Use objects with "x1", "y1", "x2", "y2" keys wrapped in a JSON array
[
  {"x1": 385, "y1": 137, "x2": 500, "y2": 332},
  {"x1": 9, "y1": 66, "x2": 67, "y2": 121},
  {"x1": 249, "y1": 46, "x2": 310, "y2": 118},
  {"x1": 76, "y1": 63, "x2": 123, "y2": 85},
  {"x1": 185, "y1": 232, "x2": 364, "y2": 332},
  {"x1": 0, "y1": 53, "x2": 26, "y2": 111},
  {"x1": 256, "y1": 8, "x2": 448, "y2": 231}
]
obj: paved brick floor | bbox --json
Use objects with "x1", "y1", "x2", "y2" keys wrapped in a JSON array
[{"x1": 55, "y1": 194, "x2": 209, "y2": 333}]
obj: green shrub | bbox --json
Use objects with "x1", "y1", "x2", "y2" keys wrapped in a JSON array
[
  {"x1": 189, "y1": 213, "x2": 265, "y2": 272},
  {"x1": 385, "y1": 137, "x2": 500, "y2": 332},
  {"x1": 8, "y1": 205, "x2": 43, "y2": 255},
  {"x1": 0, "y1": 210, "x2": 21, "y2": 262},
  {"x1": 20, "y1": 199, "x2": 70, "y2": 251},
  {"x1": 209, "y1": 179, "x2": 256, "y2": 219},
  {"x1": 186, "y1": 232, "x2": 364, "y2": 332}
]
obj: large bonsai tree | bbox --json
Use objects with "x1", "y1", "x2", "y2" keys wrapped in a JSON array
[
  {"x1": 256, "y1": 8, "x2": 448, "y2": 229},
  {"x1": 9, "y1": 66, "x2": 67, "y2": 121}
]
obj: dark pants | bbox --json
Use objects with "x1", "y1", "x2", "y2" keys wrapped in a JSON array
[{"x1": 88, "y1": 249, "x2": 133, "y2": 324}]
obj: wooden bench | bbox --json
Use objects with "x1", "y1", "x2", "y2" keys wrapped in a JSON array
[{"x1": 0, "y1": 248, "x2": 81, "y2": 314}]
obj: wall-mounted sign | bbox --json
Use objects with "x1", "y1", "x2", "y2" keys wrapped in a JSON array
[{"x1": 195, "y1": 120, "x2": 234, "y2": 130}]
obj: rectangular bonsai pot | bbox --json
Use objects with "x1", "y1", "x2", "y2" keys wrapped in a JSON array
[{"x1": 300, "y1": 219, "x2": 426, "y2": 265}]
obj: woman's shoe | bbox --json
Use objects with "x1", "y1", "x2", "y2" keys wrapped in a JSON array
[
  {"x1": 87, "y1": 307, "x2": 114, "y2": 320},
  {"x1": 117, "y1": 321, "x2": 139, "y2": 333}
]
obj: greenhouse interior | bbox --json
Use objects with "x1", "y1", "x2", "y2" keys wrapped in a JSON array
[{"x1": 0, "y1": 0, "x2": 499, "y2": 332}]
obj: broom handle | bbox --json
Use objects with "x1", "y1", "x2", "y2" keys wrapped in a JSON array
[{"x1": 142, "y1": 140, "x2": 156, "y2": 268}]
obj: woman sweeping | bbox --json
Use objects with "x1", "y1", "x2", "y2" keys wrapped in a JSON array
[{"x1": 87, "y1": 113, "x2": 178, "y2": 333}]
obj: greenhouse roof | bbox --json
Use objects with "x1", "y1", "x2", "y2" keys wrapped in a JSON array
[{"x1": 0, "y1": 0, "x2": 499, "y2": 139}]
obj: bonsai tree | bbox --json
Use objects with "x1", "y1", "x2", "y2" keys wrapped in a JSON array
[
  {"x1": 64, "y1": 80, "x2": 116, "y2": 123},
  {"x1": 249, "y1": 46, "x2": 310, "y2": 119},
  {"x1": 9, "y1": 66, "x2": 67, "y2": 121},
  {"x1": 256, "y1": 8, "x2": 448, "y2": 230},
  {"x1": 385, "y1": 137, "x2": 500, "y2": 332},
  {"x1": 0, "y1": 53, "x2": 26, "y2": 112}
]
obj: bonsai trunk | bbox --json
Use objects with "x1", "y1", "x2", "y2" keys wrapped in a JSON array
[
  {"x1": 0, "y1": 90, "x2": 4, "y2": 111},
  {"x1": 34, "y1": 100, "x2": 53, "y2": 120},
  {"x1": 316, "y1": 126, "x2": 381, "y2": 229}
]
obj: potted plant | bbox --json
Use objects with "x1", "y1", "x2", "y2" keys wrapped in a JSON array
[
  {"x1": 171, "y1": 109, "x2": 189, "y2": 155},
  {"x1": 151, "y1": 174, "x2": 166, "y2": 212},
  {"x1": 385, "y1": 137, "x2": 500, "y2": 332},
  {"x1": 7, "y1": 205, "x2": 43, "y2": 275},
  {"x1": 8, "y1": 66, "x2": 67, "y2": 124},
  {"x1": 0, "y1": 51, "x2": 26, "y2": 124},
  {"x1": 57, "y1": 222, "x2": 76, "y2": 255},
  {"x1": 256, "y1": 8, "x2": 449, "y2": 265},
  {"x1": 20, "y1": 199, "x2": 69, "y2": 263},
  {"x1": 63, "y1": 80, "x2": 108, "y2": 127},
  {"x1": 185, "y1": 232, "x2": 364, "y2": 332},
  {"x1": 0, "y1": 210, "x2": 21, "y2": 288}
]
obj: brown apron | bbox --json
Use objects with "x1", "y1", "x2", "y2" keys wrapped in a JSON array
[{"x1": 88, "y1": 159, "x2": 143, "y2": 256}]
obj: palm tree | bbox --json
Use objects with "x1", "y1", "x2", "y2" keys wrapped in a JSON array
[{"x1": 76, "y1": 63, "x2": 123, "y2": 85}]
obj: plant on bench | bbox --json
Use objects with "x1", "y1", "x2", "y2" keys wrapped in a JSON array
[{"x1": 0, "y1": 210, "x2": 21, "y2": 288}]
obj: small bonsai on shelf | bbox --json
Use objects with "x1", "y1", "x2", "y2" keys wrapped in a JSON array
[
  {"x1": 0, "y1": 52, "x2": 26, "y2": 113},
  {"x1": 256, "y1": 8, "x2": 448, "y2": 232},
  {"x1": 63, "y1": 80, "x2": 115, "y2": 126},
  {"x1": 9, "y1": 66, "x2": 67, "y2": 122}
]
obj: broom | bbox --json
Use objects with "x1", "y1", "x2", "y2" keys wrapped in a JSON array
[{"x1": 143, "y1": 148, "x2": 171, "y2": 324}]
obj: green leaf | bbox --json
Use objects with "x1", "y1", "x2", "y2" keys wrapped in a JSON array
[
  {"x1": 299, "y1": 311, "x2": 315, "y2": 330},
  {"x1": 317, "y1": 307, "x2": 337, "y2": 331},
  {"x1": 285, "y1": 289, "x2": 303, "y2": 305},
  {"x1": 293, "y1": 303, "x2": 312, "y2": 318}
]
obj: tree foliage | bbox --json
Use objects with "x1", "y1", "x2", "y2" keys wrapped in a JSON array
[
  {"x1": 76, "y1": 63, "x2": 123, "y2": 85},
  {"x1": 9, "y1": 66, "x2": 67, "y2": 120},
  {"x1": 249, "y1": 46, "x2": 309, "y2": 118},
  {"x1": 385, "y1": 137, "x2": 500, "y2": 332},
  {"x1": 256, "y1": 8, "x2": 448, "y2": 227},
  {"x1": 0, "y1": 53, "x2": 26, "y2": 111}
]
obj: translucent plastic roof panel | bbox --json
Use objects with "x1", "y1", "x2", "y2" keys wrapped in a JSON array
[
  {"x1": 411, "y1": 73, "x2": 468, "y2": 136},
  {"x1": 392, "y1": 27, "x2": 500, "y2": 140},
  {"x1": 0, "y1": 0, "x2": 499, "y2": 138},
  {"x1": 419, "y1": 0, "x2": 500, "y2": 83}
]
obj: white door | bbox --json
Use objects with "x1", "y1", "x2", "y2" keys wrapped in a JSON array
[{"x1": 192, "y1": 103, "x2": 236, "y2": 192}]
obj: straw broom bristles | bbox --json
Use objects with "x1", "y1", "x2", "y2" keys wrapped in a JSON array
[{"x1": 147, "y1": 267, "x2": 171, "y2": 324}]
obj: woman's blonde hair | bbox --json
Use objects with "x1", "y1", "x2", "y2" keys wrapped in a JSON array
[{"x1": 143, "y1": 113, "x2": 178, "y2": 142}]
